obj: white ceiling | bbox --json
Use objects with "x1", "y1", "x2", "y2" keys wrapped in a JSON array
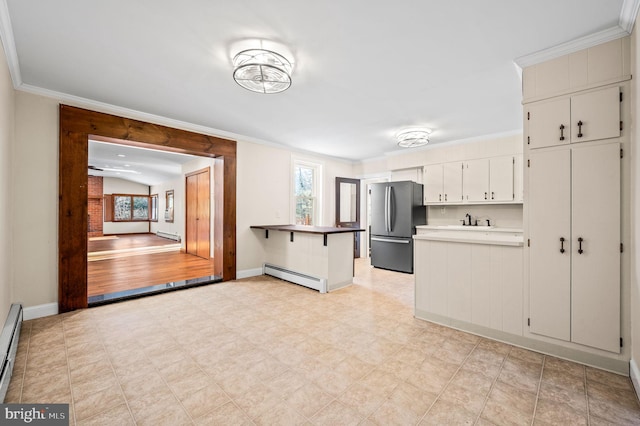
[
  {"x1": 1, "y1": 1, "x2": 637, "y2": 161},
  {"x1": 88, "y1": 140, "x2": 199, "y2": 186}
]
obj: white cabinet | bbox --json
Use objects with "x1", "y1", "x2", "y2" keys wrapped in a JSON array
[
  {"x1": 415, "y1": 239, "x2": 523, "y2": 335},
  {"x1": 423, "y1": 162, "x2": 463, "y2": 204},
  {"x1": 462, "y1": 156, "x2": 514, "y2": 202},
  {"x1": 528, "y1": 143, "x2": 620, "y2": 353},
  {"x1": 526, "y1": 86, "x2": 621, "y2": 150}
]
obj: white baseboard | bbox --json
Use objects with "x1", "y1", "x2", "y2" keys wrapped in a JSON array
[
  {"x1": 631, "y1": 358, "x2": 640, "y2": 402},
  {"x1": 23, "y1": 303, "x2": 58, "y2": 320},
  {"x1": 236, "y1": 268, "x2": 264, "y2": 279}
]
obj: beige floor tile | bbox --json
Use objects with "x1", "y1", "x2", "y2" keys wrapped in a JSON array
[
  {"x1": 284, "y1": 382, "x2": 334, "y2": 418},
  {"x1": 338, "y1": 381, "x2": 387, "y2": 418},
  {"x1": 73, "y1": 382, "x2": 126, "y2": 422},
  {"x1": 267, "y1": 369, "x2": 309, "y2": 398},
  {"x1": 482, "y1": 381, "x2": 536, "y2": 426},
  {"x1": 76, "y1": 403, "x2": 135, "y2": 426},
  {"x1": 233, "y1": 381, "x2": 283, "y2": 419},
  {"x1": 128, "y1": 393, "x2": 192, "y2": 426},
  {"x1": 311, "y1": 400, "x2": 362, "y2": 426},
  {"x1": 118, "y1": 371, "x2": 171, "y2": 401},
  {"x1": 534, "y1": 397, "x2": 587, "y2": 425},
  {"x1": 538, "y1": 380, "x2": 587, "y2": 413},
  {"x1": 420, "y1": 398, "x2": 477, "y2": 425},
  {"x1": 179, "y1": 383, "x2": 230, "y2": 420},
  {"x1": 253, "y1": 400, "x2": 308, "y2": 426}
]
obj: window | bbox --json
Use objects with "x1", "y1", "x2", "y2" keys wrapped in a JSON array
[
  {"x1": 110, "y1": 194, "x2": 151, "y2": 222},
  {"x1": 150, "y1": 194, "x2": 158, "y2": 222},
  {"x1": 293, "y1": 160, "x2": 322, "y2": 225}
]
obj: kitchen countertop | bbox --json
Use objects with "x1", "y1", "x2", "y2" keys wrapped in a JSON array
[
  {"x1": 414, "y1": 225, "x2": 523, "y2": 246},
  {"x1": 250, "y1": 224, "x2": 365, "y2": 235}
]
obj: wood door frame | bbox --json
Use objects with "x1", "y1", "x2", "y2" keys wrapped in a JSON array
[
  {"x1": 185, "y1": 167, "x2": 211, "y2": 259},
  {"x1": 59, "y1": 105, "x2": 237, "y2": 313}
]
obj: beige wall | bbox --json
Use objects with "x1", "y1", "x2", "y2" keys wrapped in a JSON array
[
  {"x1": 631, "y1": 26, "x2": 640, "y2": 386},
  {"x1": 12, "y1": 92, "x2": 58, "y2": 308},
  {"x1": 236, "y1": 140, "x2": 354, "y2": 273},
  {"x1": 0, "y1": 42, "x2": 14, "y2": 321}
]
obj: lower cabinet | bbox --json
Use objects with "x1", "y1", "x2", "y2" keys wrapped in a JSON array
[
  {"x1": 415, "y1": 240, "x2": 523, "y2": 335},
  {"x1": 528, "y1": 143, "x2": 620, "y2": 353}
]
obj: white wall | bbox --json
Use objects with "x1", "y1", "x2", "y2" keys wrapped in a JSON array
[
  {"x1": 150, "y1": 177, "x2": 182, "y2": 240},
  {"x1": 103, "y1": 177, "x2": 150, "y2": 234},
  {"x1": 0, "y1": 41, "x2": 14, "y2": 322},
  {"x1": 236, "y1": 140, "x2": 354, "y2": 273}
]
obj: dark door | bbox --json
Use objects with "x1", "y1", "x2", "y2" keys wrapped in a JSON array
[{"x1": 335, "y1": 177, "x2": 361, "y2": 257}]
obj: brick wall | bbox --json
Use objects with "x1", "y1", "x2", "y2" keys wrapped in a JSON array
[{"x1": 88, "y1": 176, "x2": 103, "y2": 237}]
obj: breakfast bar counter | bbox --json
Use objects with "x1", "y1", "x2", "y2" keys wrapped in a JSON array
[{"x1": 251, "y1": 224, "x2": 364, "y2": 293}]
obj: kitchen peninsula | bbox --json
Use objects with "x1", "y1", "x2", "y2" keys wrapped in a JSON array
[{"x1": 251, "y1": 224, "x2": 364, "y2": 293}]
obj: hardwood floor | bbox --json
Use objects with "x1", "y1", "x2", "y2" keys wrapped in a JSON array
[{"x1": 87, "y1": 234, "x2": 217, "y2": 297}]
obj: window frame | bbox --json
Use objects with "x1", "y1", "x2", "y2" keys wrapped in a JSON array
[
  {"x1": 292, "y1": 159, "x2": 323, "y2": 226},
  {"x1": 150, "y1": 194, "x2": 158, "y2": 222},
  {"x1": 111, "y1": 193, "x2": 152, "y2": 222}
]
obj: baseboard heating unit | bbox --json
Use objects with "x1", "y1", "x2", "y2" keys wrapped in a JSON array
[
  {"x1": 0, "y1": 304, "x2": 22, "y2": 402},
  {"x1": 156, "y1": 231, "x2": 181, "y2": 242},
  {"x1": 263, "y1": 263, "x2": 327, "y2": 293}
]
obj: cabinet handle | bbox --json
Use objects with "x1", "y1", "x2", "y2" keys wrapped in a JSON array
[
  {"x1": 491, "y1": 191, "x2": 495, "y2": 200},
  {"x1": 439, "y1": 194, "x2": 441, "y2": 202},
  {"x1": 445, "y1": 194, "x2": 447, "y2": 201},
  {"x1": 484, "y1": 192, "x2": 487, "y2": 200},
  {"x1": 560, "y1": 237, "x2": 565, "y2": 253},
  {"x1": 577, "y1": 121, "x2": 583, "y2": 138},
  {"x1": 559, "y1": 124, "x2": 565, "y2": 141},
  {"x1": 578, "y1": 237, "x2": 584, "y2": 254}
]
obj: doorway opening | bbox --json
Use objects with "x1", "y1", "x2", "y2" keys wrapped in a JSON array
[
  {"x1": 86, "y1": 141, "x2": 220, "y2": 305},
  {"x1": 59, "y1": 105, "x2": 237, "y2": 313}
]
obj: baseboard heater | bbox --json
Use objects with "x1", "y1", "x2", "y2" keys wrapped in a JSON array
[
  {"x1": 0, "y1": 304, "x2": 23, "y2": 402},
  {"x1": 156, "y1": 231, "x2": 181, "y2": 242},
  {"x1": 263, "y1": 263, "x2": 327, "y2": 293}
]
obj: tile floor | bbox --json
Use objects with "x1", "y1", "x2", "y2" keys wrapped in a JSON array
[{"x1": 5, "y1": 259, "x2": 640, "y2": 425}]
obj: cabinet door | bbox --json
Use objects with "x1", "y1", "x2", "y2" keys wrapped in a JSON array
[
  {"x1": 443, "y1": 162, "x2": 463, "y2": 203},
  {"x1": 570, "y1": 86, "x2": 620, "y2": 144},
  {"x1": 489, "y1": 156, "x2": 514, "y2": 202},
  {"x1": 514, "y1": 154, "x2": 524, "y2": 203},
  {"x1": 529, "y1": 149, "x2": 571, "y2": 342},
  {"x1": 463, "y1": 159, "x2": 489, "y2": 202},
  {"x1": 571, "y1": 143, "x2": 620, "y2": 353},
  {"x1": 527, "y1": 98, "x2": 571, "y2": 149},
  {"x1": 423, "y1": 164, "x2": 444, "y2": 203}
]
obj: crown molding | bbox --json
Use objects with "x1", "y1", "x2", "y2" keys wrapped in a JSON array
[
  {"x1": 514, "y1": 25, "x2": 629, "y2": 68},
  {"x1": 0, "y1": 0, "x2": 21, "y2": 87},
  {"x1": 515, "y1": 0, "x2": 640, "y2": 68},
  {"x1": 620, "y1": 0, "x2": 640, "y2": 33}
]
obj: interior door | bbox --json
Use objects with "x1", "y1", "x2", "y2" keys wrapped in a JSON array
[
  {"x1": 529, "y1": 148, "x2": 571, "y2": 342},
  {"x1": 186, "y1": 168, "x2": 211, "y2": 259},
  {"x1": 571, "y1": 143, "x2": 620, "y2": 352}
]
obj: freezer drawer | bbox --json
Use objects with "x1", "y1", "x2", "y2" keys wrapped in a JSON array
[{"x1": 371, "y1": 236, "x2": 414, "y2": 273}]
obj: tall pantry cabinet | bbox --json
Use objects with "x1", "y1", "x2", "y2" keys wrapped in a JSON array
[{"x1": 523, "y1": 37, "x2": 628, "y2": 354}]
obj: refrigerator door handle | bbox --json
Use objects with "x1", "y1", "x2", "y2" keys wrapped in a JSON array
[
  {"x1": 371, "y1": 237, "x2": 411, "y2": 244},
  {"x1": 389, "y1": 186, "x2": 394, "y2": 232},
  {"x1": 384, "y1": 186, "x2": 390, "y2": 233}
]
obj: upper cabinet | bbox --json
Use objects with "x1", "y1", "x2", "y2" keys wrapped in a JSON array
[
  {"x1": 522, "y1": 37, "x2": 630, "y2": 102},
  {"x1": 424, "y1": 155, "x2": 519, "y2": 205},
  {"x1": 526, "y1": 86, "x2": 621, "y2": 150},
  {"x1": 424, "y1": 162, "x2": 463, "y2": 204},
  {"x1": 463, "y1": 156, "x2": 514, "y2": 203}
]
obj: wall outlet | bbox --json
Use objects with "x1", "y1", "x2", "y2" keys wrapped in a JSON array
[
  {"x1": 441, "y1": 207, "x2": 446, "y2": 215},
  {"x1": 275, "y1": 210, "x2": 281, "y2": 219}
]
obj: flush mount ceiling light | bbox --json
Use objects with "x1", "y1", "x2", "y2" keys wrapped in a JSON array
[
  {"x1": 397, "y1": 129, "x2": 432, "y2": 148},
  {"x1": 232, "y1": 49, "x2": 293, "y2": 94}
]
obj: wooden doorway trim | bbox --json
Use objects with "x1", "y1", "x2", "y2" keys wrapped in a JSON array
[{"x1": 59, "y1": 105, "x2": 237, "y2": 313}]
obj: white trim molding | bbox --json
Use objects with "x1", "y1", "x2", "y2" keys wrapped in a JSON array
[
  {"x1": 515, "y1": 0, "x2": 640, "y2": 68},
  {"x1": 0, "y1": 0, "x2": 21, "y2": 88},
  {"x1": 22, "y1": 303, "x2": 58, "y2": 321},
  {"x1": 631, "y1": 358, "x2": 640, "y2": 402}
]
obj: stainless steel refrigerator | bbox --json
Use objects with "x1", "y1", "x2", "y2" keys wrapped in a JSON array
[{"x1": 370, "y1": 181, "x2": 426, "y2": 273}]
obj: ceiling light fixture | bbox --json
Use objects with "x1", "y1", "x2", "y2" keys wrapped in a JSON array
[
  {"x1": 397, "y1": 129, "x2": 432, "y2": 148},
  {"x1": 232, "y1": 49, "x2": 293, "y2": 94}
]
